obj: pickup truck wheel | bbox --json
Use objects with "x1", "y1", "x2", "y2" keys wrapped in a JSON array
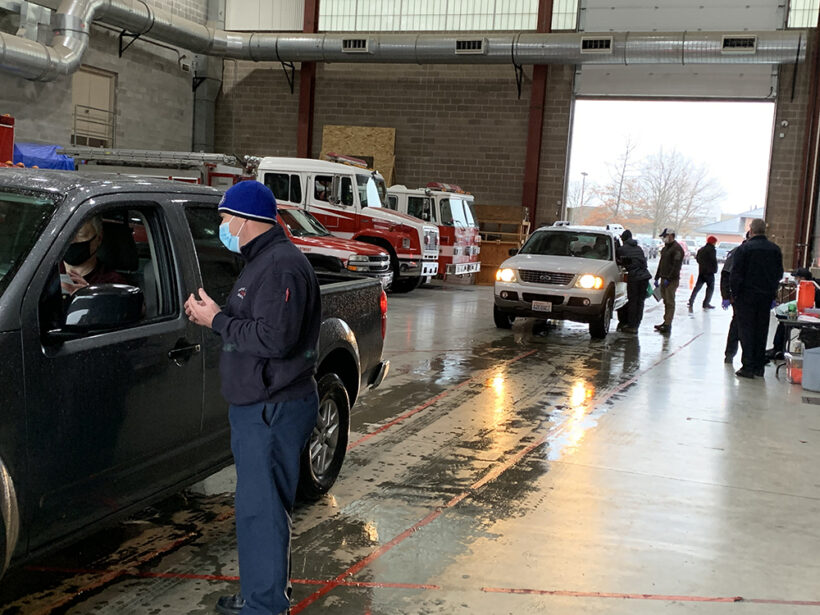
[
  {"x1": 493, "y1": 305, "x2": 515, "y2": 329},
  {"x1": 298, "y1": 373, "x2": 350, "y2": 501},
  {"x1": 391, "y1": 275, "x2": 421, "y2": 293},
  {"x1": 589, "y1": 294, "x2": 614, "y2": 339}
]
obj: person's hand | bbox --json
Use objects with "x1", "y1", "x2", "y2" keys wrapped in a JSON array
[
  {"x1": 722, "y1": 299, "x2": 731, "y2": 310},
  {"x1": 61, "y1": 271, "x2": 89, "y2": 295},
  {"x1": 654, "y1": 279, "x2": 659, "y2": 288},
  {"x1": 771, "y1": 300, "x2": 777, "y2": 310},
  {"x1": 185, "y1": 288, "x2": 221, "y2": 328}
]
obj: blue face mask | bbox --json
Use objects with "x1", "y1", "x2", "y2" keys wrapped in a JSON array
[{"x1": 219, "y1": 217, "x2": 247, "y2": 254}]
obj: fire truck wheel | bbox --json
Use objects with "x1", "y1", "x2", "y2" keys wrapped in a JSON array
[
  {"x1": 392, "y1": 276, "x2": 422, "y2": 293},
  {"x1": 493, "y1": 305, "x2": 515, "y2": 329}
]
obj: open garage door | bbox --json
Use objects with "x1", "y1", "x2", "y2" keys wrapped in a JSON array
[{"x1": 575, "y1": 0, "x2": 788, "y2": 99}]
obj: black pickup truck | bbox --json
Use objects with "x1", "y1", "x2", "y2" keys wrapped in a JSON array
[{"x1": 0, "y1": 170, "x2": 389, "y2": 576}]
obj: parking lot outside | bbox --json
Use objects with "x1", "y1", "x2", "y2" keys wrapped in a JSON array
[{"x1": 3, "y1": 263, "x2": 819, "y2": 614}]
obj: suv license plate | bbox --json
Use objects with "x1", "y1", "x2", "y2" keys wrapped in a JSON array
[{"x1": 532, "y1": 301, "x2": 552, "y2": 312}]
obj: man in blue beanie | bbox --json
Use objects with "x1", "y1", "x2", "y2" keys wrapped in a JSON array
[{"x1": 185, "y1": 180, "x2": 321, "y2": 615}]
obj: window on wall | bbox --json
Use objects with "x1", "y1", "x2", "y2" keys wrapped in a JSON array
[
  {"x1": 787, "y1": 0, "x2": 819, "y2": 27},
  {"x1": 319, "y1": 0, "x2": 578, "y2": 32}
]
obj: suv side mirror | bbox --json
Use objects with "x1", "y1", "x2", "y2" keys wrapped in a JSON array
[
  {"x1": 58, "y1": 284, "x2": 144, "y2": 336},
  {"x1": 508, "y1": 248, "x2": 519, "y2": 256}
]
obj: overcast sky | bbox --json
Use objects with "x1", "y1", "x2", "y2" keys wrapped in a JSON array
[{"x1": 568, "y1": 100, "x2": 776, "y2": 218}]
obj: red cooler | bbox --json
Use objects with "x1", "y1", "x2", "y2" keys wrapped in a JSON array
[{"x1": 0, "y1": 115, "x2": 14, "y2": 163}]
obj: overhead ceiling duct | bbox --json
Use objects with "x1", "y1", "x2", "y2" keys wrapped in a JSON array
[{"x1": 0, "y1": 0, "x2": 809, "y2": 81}]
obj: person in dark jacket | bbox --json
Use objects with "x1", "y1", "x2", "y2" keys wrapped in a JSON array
[
  {"x1": 730, "y1": 218, "x2": 783, "y2": 379},
  {"x1": 185, "y1": 181, "x2": 321, "y2": 615},
  {"x1": 616, "y1": 229, "x2": 652, "y2": 333},
  {"x1": 653, "y1": 228, "x2": 685, "y2": 334},
  {"x1": 720, "y1": 238, "x2": 744, "y2": 363},
  {"x1": 688, "y1": 235, "x2": 718, "y2": 310}
]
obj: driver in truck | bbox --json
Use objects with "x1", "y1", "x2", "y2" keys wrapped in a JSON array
[{"x1": 184, "y1": 180, "x2": 321, "y2": 615}]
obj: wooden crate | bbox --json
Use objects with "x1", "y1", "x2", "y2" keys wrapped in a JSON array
[
  {"x1": 474, "y1": 204, "x2": 530, "y2": 244},
  {"x1": 477, "y1": 240, "x2": 519, "y2": 285}
]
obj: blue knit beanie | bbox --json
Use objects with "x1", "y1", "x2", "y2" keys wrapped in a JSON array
[{"x1": 218, "y1": 180, "x2": 277, "y2": 223}]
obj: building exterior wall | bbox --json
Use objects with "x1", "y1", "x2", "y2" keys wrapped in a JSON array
[
  {"x1": 0, "y1": 1, "x2": 206, "y2": 151},
  {"x1": 765, "y1": 32, "x2": 815, "y2": 270}
]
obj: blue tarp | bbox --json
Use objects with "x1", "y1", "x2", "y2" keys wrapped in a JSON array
[{"x1": 12, "y1": 143, "x2": 74, "y2": 170}]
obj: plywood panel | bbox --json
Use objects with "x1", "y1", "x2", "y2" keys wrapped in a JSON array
[
  {"x1": 320, "y1": 125, "x2": 397, "y2": 185},
  {"x1": 476, "y1": 241, "x2": 518, "y2": 285}
]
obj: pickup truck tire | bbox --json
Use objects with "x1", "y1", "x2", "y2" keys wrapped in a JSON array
[
  {"x1": 392, "y1": 275, "x2": 421, "y2": 293},
  {"x1": 298, "y1": 373, "x2": 350, "y2": 501},
  {"x1": 493, "y1": 305, "x2": 515, "y2": 329},
  {"x1": 589, "y1": 294, "x2": 614, "y2": 339}
]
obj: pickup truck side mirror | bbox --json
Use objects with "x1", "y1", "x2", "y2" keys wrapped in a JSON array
[
  {"x1": 508, "y1": 248, "x2": 519, "y2": 256},
  {"x1": 52, "y1": 284, "x2": 144, "y2": 338}
]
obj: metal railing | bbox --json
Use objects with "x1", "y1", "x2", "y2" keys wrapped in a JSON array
[{"x1": 72, "y1": 104, "x2": 115, "y2": 149}]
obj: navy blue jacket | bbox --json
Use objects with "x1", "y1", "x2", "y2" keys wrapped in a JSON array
[
  {"x1": 616, "y1": 239, "x2": 651, "y2": 282},
  {"x1": 730, "y1": 234, "x2": 783, "y2": 302},
  {"x1": 211, "y1": 224, "x2": 321, "y2": 405}
]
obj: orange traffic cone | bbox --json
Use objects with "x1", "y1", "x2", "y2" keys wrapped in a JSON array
[{"x1": 689, "y1": 274, "x2": 695, "y2": 289}]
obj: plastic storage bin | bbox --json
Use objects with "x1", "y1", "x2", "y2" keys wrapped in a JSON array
[{"x1": 801, "y1": 346, "x2": 820, "y2": 391}]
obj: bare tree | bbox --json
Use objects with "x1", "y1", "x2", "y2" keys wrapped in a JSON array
[
  {"x1": 594, "y1": 137, "x2": 638, "y2": 218},
  {"x1": 633, "y1": 148, "x2": 723, "y2": 237},
  {"x1": 565, "y1": 178, "x2": 598, "y2": 223}
]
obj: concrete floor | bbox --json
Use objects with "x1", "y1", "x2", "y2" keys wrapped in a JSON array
[{"x1": 3, "y1": 262, "x2": 820, "y2": 614}]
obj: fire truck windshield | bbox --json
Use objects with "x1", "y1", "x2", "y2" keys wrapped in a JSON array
[
  {"x1": 357, "y1": 174, "x2": 387, "y2": 208},
  {"x1": 462, "y1": 199, "x2": 479, "y2": 228},
  {"x1": 278, "y1": 209, "x2": 331, "y2": 238},
  {"x1": 440, "y1": 198, "x2": 471, "y2": 228}
]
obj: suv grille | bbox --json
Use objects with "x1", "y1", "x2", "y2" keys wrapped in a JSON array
[{"x1": 518, "y1": 270, "x2": 575, "y2": 286}]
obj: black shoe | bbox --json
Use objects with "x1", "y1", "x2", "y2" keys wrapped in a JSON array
[
  {"x1": 703, "y1": 304, "x2": 716, "y2": 309},
  {"x1": 616, "y1": 322, "x2": 625, "y2": 332},
  {"x1": 654, "y1": 323, "x2": 665, "y2": 330},
  {"x1": 774, "y1": 351, "x2": 785, "y2": 361},
  {"x1": 656, "y1": 324, "x2": 671, "y2": 334},
  {"x1": 621, "y1": 326, "x2": 638, "y2": 334},
  {"x1": 216, "y1": 594, "x2": 245, "y2": 615},
  {"x1": 735, "y1": 368, "x2": 756, "y2": 379},
  {"x1": 724, "y1": 356, "x2": 734, "y2": 364},
  {"x1": 754, "y1": 368, "x2": 765, "y2": 377},
  {"x1": 687, "y1": 303, "x2": 694, "y2": 311}
]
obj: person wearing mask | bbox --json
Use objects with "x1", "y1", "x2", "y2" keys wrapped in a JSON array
[
  {"x1": 184, "y1": 181, "x2": 321, "y2": 615},
  {"x1": 653, "y1": 228, "x2": 684, "y2": 334},
  {"x1": 688, "y1": 235, "x2": 718, "y2": 310},
  {"x1": 720, "y1": 234, "x2": 746, "y2": 364},
  {"x1": 730, "y1": 218, "x2": 784, "y2": 379},
  {"x1": 61, "y1": 216, "x2": 124, "y2": 293},
  {"x1": 616, "y1": 229, "x2": 652, "y2": 334}
]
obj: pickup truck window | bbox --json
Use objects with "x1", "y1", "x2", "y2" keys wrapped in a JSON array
[
  {"x1": 40, "y1": 206, "x2": 175, "y2": 336},
  {"x1": 264, "y1": 173, "x2": 303, "y2": 205},
  {"x1": 279, "y1": 209, "x2": 331, "y2": 238},
  {"x1": 0, "y1": 191, "x2": 57, "y2": 296},
  {"x1": 184, "y1": 205, "x2": 243, "y2": 306}
]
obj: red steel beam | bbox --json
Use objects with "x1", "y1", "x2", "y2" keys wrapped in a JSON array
[
  {"x1": 297, "y1": 0, "x2": 320, "y2": 158},
  {"x1": 522, "y1": 0, "x2": 554, "y2": 225}
]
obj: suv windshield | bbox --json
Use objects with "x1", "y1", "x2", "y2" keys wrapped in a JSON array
[
  {"x1": 279, "y1": 209, "x2": 330, "y2": 238},
  {"x1": 357, "y1": 174, "x2": 387, "y2": 208},
  {"x1": 0, "y1": 190, "x2": 58, "y2": 296},
  {"x1": 520, "y1": 230, "x2": 612, "y2": 260}
]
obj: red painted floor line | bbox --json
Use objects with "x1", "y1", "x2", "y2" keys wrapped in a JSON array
[
  {"x1": 482, "y1": 586, "x2": 743, "y2": 602},
  {"x1": 347, "y1": 349, "x2": 537, "y2": 450},
  {"x1": 291, "y1": 335, "x2": 703, "y2": 613}
]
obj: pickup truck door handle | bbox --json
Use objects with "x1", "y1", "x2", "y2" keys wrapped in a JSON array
[{"x1": 168, "y1": 341, "x2": 201, "y2": 366}]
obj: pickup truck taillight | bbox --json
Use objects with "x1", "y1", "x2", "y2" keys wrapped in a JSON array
[{"x1": 380, "y1": 289, "x2": 388, "y2": 339}]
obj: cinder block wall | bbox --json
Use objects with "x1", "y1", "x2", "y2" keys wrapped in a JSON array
[
  {"x1": 214, "y1": 62, "x2": 574, "y2": 223},
  {"x1": 0, "y1": 2, "x2": 206, "y2": 150},
  {"x1": 766, "y1": 31, "x2": 816, "y2": 270}
]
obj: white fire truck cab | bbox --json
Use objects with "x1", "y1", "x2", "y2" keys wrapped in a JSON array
[
  {"x1": 256, "y1": 156, "x2": 439, "y2": 293},
  {"x1": 387, "y1": 183, "x2": 481, "y2": 277}
]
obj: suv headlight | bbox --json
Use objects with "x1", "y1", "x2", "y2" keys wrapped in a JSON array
[
  {"x1": 496, "y1": 268, "x2": 516, "y2": 283},
  {"x1": 576, "y1": 274, "x2": 604, "y2": 290}
]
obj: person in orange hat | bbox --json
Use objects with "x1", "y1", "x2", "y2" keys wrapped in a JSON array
[{"x1": 688, "y1": 235, "x2": 718, "y2": 310}]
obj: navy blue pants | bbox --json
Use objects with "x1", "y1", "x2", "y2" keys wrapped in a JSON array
[
  {"x1": 230, "y1": 393, "x2": 318, "y2": 615},
  {"x1": 689, "y1": 272, "x2": 715, "y2": 307}
]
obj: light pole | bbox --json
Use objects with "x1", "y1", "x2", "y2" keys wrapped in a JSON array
[{"x1": 579, "y1": 171, "x2": 588, "y2": 208}]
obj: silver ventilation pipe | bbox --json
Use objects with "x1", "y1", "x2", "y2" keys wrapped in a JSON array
[{"x1": 0, "y1": 0, "x2": 809, "y2": 81}]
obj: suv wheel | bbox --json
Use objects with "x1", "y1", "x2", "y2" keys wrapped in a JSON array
[
  {"x1": 298, "y1": 373, "x2": 350, "y2": 501},
  {"x1": 493, "y1": 305, "x2": 515, "y2": 329},
  {"x1": 589, "y1": 294, "x2": 613, "y2": 339}
]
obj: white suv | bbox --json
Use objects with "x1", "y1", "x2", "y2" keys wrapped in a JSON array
[{"x1": 493, "y1": 224, "x2": 627, "y2": 338}]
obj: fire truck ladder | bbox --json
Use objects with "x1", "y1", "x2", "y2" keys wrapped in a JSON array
[{"x1": 57, "y1": 146, "x2": 241, "y2": 169}]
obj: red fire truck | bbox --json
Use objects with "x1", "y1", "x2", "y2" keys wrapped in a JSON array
[
  {"x1": 256, "y1": 156, "x2": 440, "y2": 293},
  {"x1": 387, "y1": 183, "x2": 481, "y2": 278}
]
